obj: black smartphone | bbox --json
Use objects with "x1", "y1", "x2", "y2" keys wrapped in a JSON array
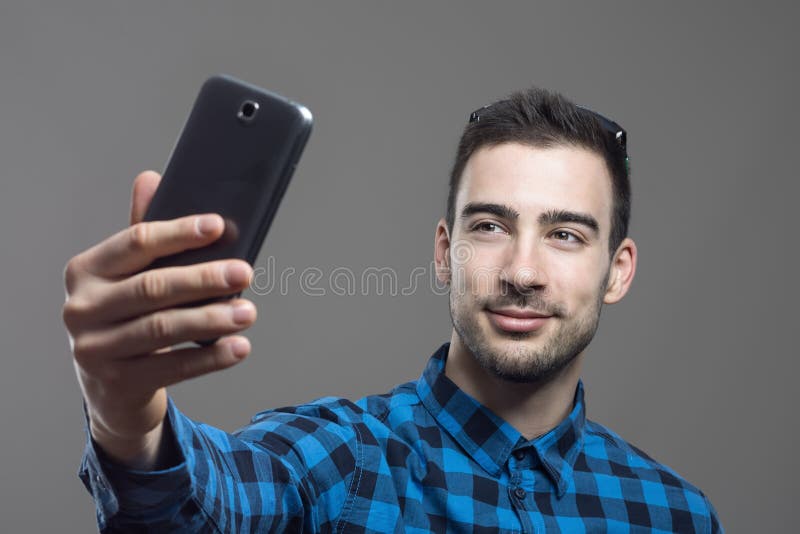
[{"x1": 141, "y1": 74, "x2": 313, "y2": 345}]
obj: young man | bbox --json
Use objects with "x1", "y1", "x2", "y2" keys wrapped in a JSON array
[{"x1": 64, "y1": 87, "x2": 723, "y2": 532}]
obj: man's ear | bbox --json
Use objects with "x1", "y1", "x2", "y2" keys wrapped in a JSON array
[
  {"x1": 604, "y1": 237, "x2": 637, "y2": 304},
  {"x1": 434, "y1": 218, "x2": 451, "y2": 285}
]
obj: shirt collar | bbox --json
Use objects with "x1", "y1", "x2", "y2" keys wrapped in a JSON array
[{"x1": 416, "y1": 342, "x2": 585, "y2": 497}]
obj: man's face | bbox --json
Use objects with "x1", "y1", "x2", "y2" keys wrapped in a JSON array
[{"x1": 444, "y1": 142, "x2": 616, "y2": 383}]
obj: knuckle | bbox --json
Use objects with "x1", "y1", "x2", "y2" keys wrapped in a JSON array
[
  {"x1": 62, "y1": 296, "x2": 91, "y2": 329},
  {"x1": 129, "y1": 222, "x2": 151, "y2": 252},
  {"x1": 138, "y1": 271, "x2": 168, "y2": 303},
  {"x1": 63, "y1": 257, "x2": 84, "y2": 294},
  {"x1": 200, "y1": 264, "x2": 225, "y2": 289},
  {"x1": 72, "y1": 335, "x2": 100, "y2": 364},
  {"x1": 147, "y1": 312, "x2": 173, "y2": 342}
]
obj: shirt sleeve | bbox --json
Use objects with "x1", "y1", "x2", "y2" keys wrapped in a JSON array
[
  {"x1": 78, "y1": 396, "x2": 360, "y2": 532},
  {"x1": 704, "y1": 491, "x2": 725, "y2": 533}
]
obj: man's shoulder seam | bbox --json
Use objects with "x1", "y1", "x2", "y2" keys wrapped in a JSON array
[{"x1": 583, "y1": 419, "x2": 704, "y2": 492}]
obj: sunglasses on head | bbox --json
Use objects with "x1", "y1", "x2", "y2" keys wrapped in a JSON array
[{"x1": 468, "y1": 104, "x2": 629, "y2": 168}]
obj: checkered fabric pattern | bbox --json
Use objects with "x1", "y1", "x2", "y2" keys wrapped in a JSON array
[{"x1": 80, "y1": 343, "x2": 722, "y2": 532}]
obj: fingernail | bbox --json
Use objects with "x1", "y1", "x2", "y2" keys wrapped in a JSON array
[
  {"x1": 196, "y1": 215, "x2": 222, "y2": 236},
  {"x1": 225, "y1": 263, "x2": 251, "y2": 287},
  {"x1": 230, "y1": 338, "x2": 250, "y2": 358},
  {"x1": 232, "y1": 301, "x2": 255, "y2": 324}
]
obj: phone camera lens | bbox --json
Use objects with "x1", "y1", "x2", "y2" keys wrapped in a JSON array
[{"x1": 237, "y1": 100, "x2": 259, "y2": 123}]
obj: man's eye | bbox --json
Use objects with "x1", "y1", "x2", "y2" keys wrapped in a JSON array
[
  {"x1": 473, "y1": 222, "x2": 505, "y2": 233},
  {"x1": 552, "y1": 230, "x2": 580, "y2": 242}
]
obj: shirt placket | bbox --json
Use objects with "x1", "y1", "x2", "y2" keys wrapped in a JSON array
[{"x1": 508, "y1": 447, "x2": 547, "y2": 534}]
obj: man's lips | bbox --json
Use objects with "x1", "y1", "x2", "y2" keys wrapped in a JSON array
[
  {"x1": 486, "y1": 307, "x2": 553, "y2": 333},
  {"x1": 488, "y1": 307, "x2": 552, "y2": 319}
]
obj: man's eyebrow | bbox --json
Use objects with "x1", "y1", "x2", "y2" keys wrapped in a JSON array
[
  {"x1": 538, "y1": 209, "x2": 599, "y2": 235},
  {"x1": 460, "y1": 202, "x2": 520, "y2": 222}
]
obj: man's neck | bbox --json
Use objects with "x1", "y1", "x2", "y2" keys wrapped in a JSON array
[{"x1": 444, "y1": 333, "x2": 583, "y2": 441}]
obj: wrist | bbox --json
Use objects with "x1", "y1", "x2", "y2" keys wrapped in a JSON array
[{"x1": 90, "y1": 419, "x2": 168, "y2": 471}]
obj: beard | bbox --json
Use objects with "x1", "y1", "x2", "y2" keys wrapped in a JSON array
[{"x1": 449, "y1": 275, "x2": 607, "y2": 384}]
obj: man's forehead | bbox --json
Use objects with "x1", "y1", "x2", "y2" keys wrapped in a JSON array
[{"x1": 456, "y1": 143, "x2": 613, "y2": 226}]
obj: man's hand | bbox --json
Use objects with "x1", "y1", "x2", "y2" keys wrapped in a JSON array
[{"x1": 63, "y1": 171, "x2": 257, "y2": 469}]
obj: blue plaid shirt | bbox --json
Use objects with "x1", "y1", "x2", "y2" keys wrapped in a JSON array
[{"x1": 80, "y1": 343, "x2": 722, "y2": 532}]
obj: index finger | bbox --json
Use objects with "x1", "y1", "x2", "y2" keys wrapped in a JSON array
[
  {"x1": 130, "y1": 171, "x2": 162, "y2": 226},
  {"x1": 79, "y1": 213, "x2": 225, "y2": 278}
]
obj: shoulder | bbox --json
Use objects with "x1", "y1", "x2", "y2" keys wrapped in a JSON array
[
  {"x1": 355, "y1": 380, "x2": 421, "y2": 423},
  {"x1": 232, "y1": 380, "x2": 420, "y2": 461},
  {"x1": 581, "y1": 419, "x2": 723, "y2": 532},
  {"x1": 235, "y1": 395, "x2": 367, "y2": 452}
]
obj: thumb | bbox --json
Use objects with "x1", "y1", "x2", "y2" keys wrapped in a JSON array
[{"x1": 129, "y1": 170, "x2": 162, "y2": 226}]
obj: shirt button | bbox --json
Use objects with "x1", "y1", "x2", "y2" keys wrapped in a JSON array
[
  {"x1": 513, "y1": 450, "x2": 525, "y2": 461},
  {"x1": 514, "y1": 487, "x2": 527, "y2": 500}
]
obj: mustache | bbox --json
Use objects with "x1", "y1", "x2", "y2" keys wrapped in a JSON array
[{"x1": 483, "y1": 289, "x2": 564, "y2": 317}]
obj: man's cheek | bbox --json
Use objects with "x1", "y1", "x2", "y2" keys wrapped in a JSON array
[{"x1": 463, "y1": 263, "x2": 498, "y2": 299}]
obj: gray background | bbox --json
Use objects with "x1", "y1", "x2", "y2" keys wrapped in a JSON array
[{"x1": 0, "y1": 1, "x2": 796, "y2": 531}]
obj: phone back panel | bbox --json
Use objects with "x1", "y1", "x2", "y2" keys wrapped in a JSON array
[{"x1": 142, "y1": 75, "x2": 312, "y2": 270}]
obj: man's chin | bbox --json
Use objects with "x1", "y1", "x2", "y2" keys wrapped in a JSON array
[
  {"x1": 483, "y1": 321, "x2": 551, "y2": 344},
  {"x1": 464, "y1": 319, "x2": 542, "y2": 359},
  {"x1": 479, "y1": 351, "x2": 554, "y2": 384},
  {"x1": 484, "y1": 347, "x2": 575, "y2": 384}
]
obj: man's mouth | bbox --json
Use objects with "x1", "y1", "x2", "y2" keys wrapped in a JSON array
[{"x1": 485, "y1": 307, "x2": 553, "y2": 333}]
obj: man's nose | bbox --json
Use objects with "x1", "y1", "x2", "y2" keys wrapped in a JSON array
[{"x1": 500, "y1": 238, "x2": 548, "y2": 294}]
